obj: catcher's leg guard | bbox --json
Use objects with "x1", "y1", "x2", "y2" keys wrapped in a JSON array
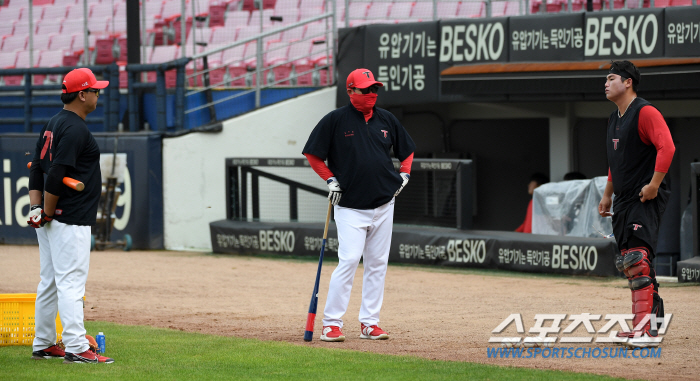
[{"x1": 623, "y1": 247, "x2": 662, "y2": 336}]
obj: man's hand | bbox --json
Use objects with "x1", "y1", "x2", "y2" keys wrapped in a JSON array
[
  {"x1": 394, "y1": 173, "x2": 410, "y2": 197},
  {"x1": 28, "y1": 205, "x2": 53, "y2": 228},
  {"x1": 327, "y1": 177, "x2": 342, "y2": 206},
  {"x1": 598, "y1": 195, "x2": 613, "y2": 217},
  {"x1": 639, "y1": 183, "x2": 659, "y2": 203}
]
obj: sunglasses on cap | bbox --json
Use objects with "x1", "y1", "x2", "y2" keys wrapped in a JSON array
[
  {"x1": 352, "y1": 85, "x2": 379, "y2": 94},
  {"x1": 83, "y1": 88, "x2": 100, "y2": 97}
]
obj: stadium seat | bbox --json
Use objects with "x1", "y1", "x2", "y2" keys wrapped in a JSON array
[
  {"x1": 2, "y1": 35, "x2": 27, "y2": 52},
  {"x1": 31, "y1": 33, "x2": 53, "y2": 51},
  {"x1": 436, "y1": 1, "x2": 459, "y2": 19},
  {"x1": 0, "y1": 5, "x2": 23, "y2": 23},
  {"x1": 389, "y1": 2, "x2": 413, "y2": 20},
  {"x1": 50, "y1": 33, "x2": 75, "y2": 52},
  {"x1": 671, "y1": 0, "x2": 693, "y2": 5},
  {"x1": 222, "y1": 43, "x2": 249, "y2": 86},
  {"x1": 274, "y1": 8, "x2": 300, "y2": 24},
  {"x1": 160, "y1": 0, "x2": 183, "y2": 23},
  {"x1": 241, "y1": 0, "x2": 257, "y2": 11},
  {"x1": 33, "y1": 0, "x2": 55, "y2": 6},
  {"x1": 491, "y1": 1, "x2": 508, "y2": 16},
  {"x1": 42, "y1": 4, "x2": 68, "y2": 21},
  {"x1": 0, "y1": 23, "x2": 14, "y2": 38},
  {"x1": 208, "y1": 2, "x2": 227, "y2": 27},
  {"x1": 264, "y1": 41, "x2": 290, "y2": 85},
  {"x1": 35, "y1": 19, "x2": 63, "y2": 35},
  {"x1": 304, "y1": 22, "x2": 330, "y2": 42},
  {"x1": 299, "y1": 0, "x2": 326, "y2": 9},
  {"x1": 0, "y1": 51, "x2": 18, "y2": 69},
  {"x1": 94, "y1": 37, "x2": 116, "y2": 64},
  {"x1": 249, "y1": 9, "x2": 275, "y2": 29},
  {"x1": 146, "y1": 45, "x2": 179, "y2": 87},
  {"x1": 111, "y1": 16, "x2": 128, "y2": 35},
  {"x1": 274, "y1": 0, "x2": 299, "y2": 13},
  {"x1": 299, "y1": 7, "x2": 323, "y2": 21},
  {"x1": 505, "y1": 0, "x2": 522, "y2": 14},
  {"x1": 225, "y1": 10, "x2": 251, "y2": 27},
  {"x1": 87, "y1": 16, "x2": 111, "y2": 36},
  {"x1": 366, "y1": 2, "x2": 392, "y2": 21},
  {"x1": 36, "y1": 49, "x2": 66, "y2": 84},
  {"x1": 171, "y1": 17, "x2": 193, "y2": 45},
  {"x1": 117, "y1": 36, "x2": 128, "y2": 61},
  {"x1": 458, "y1": 1, "x2": 485, "y2": 18},
  {"x1": 281, "y1": 25, "x2": 305, "y2": 41},
  {"x1": 187, "y1": 27, "x2": 214, "y2": 48},
  {"x1": 211, "y1": 26, "x2": 238, "y2": 44},
  {"x1": 288, "y1": 40, "x2": 313, "y2": 85},
  {"x1": 347, "y1": 2, "x2": 369, "y2": 19},
  {"x1": 410, "y1": 2, "x2": 433, "y2": 20}
]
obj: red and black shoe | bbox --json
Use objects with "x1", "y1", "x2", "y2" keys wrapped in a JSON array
[
  {"x1": 89, "y1": 347, "x2": 115, "y2": 363},
  {"x1": 31, "y1": 344, "x2": 65, "y2": 360},
  {"x1": 63, "y1": 350, "x2": 99, "y2": 364}
]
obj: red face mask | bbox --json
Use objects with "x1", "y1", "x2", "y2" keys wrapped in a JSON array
[{"x1": 349, "y1": 92, "x2": 378, "y2": 122}]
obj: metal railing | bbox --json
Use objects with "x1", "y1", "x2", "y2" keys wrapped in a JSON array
[
  {"x1": 0, "y1": 65, "x2": 120, "y2": 132},
  {"x1": 184, "y1": 7, "x2": 337, "y2": 123}
]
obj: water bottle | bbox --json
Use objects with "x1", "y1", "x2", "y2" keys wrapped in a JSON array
[{"x1": 96, "y1": 332, "x2": 106, "y2": 354}]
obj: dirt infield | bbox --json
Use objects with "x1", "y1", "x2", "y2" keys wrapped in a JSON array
[{"x1": 2, "y1": 245, "x2": 699, "y2": 380}]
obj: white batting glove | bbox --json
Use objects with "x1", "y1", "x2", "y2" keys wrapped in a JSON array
[
  {"x1": 394, "y1": 173, "x2": 410, "y2": 197},
  {"x1": 327, "y1": 177, "x2": 342, "y2": 205}
]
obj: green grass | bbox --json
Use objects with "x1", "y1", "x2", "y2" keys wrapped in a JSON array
[{"x1": 0, "y1": 322, "x2": 627, "y2": 381}]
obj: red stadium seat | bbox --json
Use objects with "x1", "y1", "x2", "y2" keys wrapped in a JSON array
[
  {"x1": 94, "y1": 37, "x2": 116, "y2": 64},
  {"x1": 491, "y1": 1, "x2": 508, "y2": 16},
  {"x1": 225, "y1": 10, "x2": 251, "y2": 28},
  {"x1": 2, "y1": 35, "x2": 27, "y2": 52},
  {"x1": 208, "y1": 3, "x2": 227, "y2": 27},
  {"x1": 458, "y1": 1, "x2": 485, "y2": 18},
  {"x1": 265, "y1": 41, "x2": 290, "y2": 85},
  {"x1": 35, "y1": 19, "x2": 63, "y2": 35},
  {"x1": 389, "y1": 2, "x2": 413, "y2": 20},
  {"x1": 437, "y1": 1, "x2": 460, "y2": 19}
]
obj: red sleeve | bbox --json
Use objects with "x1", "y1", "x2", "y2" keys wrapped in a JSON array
[
  {"x1": 607, "y1": 168, "x2": 612, "y2": 182},
  {"x1": 304, "y1": 153, "x2": 334, "y2": 181},
  {"x1": 515, "y1": 199, "x2": 533, "y2": 233},
  {"x1": 638, "y1": 106, "x2": 675, "y2": 173},
  {"x1": 399, "y1": 152, "x2": 414, "y2": 174}
]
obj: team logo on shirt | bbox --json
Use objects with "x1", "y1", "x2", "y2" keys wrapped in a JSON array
[
  {"x1": 612, "y1": 139, "x2": 620, "y2": 150},
  {"x1": 381, "y1": 130, "x2": 388, "y2": 138},
  {"x1": 633, "y1": 223, "x2": 642, "y2": 231},
  {"x1": 344, "y1": 130, "x2": 354, "y2": 137}
]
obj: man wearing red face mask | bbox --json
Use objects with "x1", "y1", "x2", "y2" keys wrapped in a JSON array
[{"x1": 302, "y1": 68, "x2": 416, "y2": 342}]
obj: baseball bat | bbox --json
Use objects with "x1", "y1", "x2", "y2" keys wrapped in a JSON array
[
  {"x1": 27, "y1": 162, "x2": 84, "y2": 192},
  {"x1": 303, "y1": 200, "x2": 333, "y2": 342}
]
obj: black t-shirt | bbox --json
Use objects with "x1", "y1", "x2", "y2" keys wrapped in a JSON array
[
  {"x1": 302, "y1": 103, "x2": 416, "y2": 209},
  {"x1": 33, "y1": 109, "x2": 101, "y2": 226}
]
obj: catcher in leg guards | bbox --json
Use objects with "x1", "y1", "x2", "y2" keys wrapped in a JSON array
[{"x1": 598, "y1": 60, "x2": 675, "y2": 348}]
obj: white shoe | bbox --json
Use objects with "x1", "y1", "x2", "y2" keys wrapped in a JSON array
[{"x1": 623, "y1": 332, "x2": 661, "y2": 348}]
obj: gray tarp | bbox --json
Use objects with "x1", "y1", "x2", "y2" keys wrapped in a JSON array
[{"x1": 532, "y1": 176, "x2": 614, "y2": 238}]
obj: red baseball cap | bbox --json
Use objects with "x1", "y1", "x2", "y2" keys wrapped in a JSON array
[
  {"x1": 346, "y1": 68, "x2": 383, "y2": 89},
  {"x1": 62, "y1": 68, "x2": 109, "y2": 93}
]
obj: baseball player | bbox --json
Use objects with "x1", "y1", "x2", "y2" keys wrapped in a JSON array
[
  {"x1": 28, "y1": 68, "x2": 114, "y2": 364},
  {"x1": 598, "y1": 60, "x2": 675, "y2": 348},
  {"x1": 302, "y1": 68, "x2": 415, "y2": 342}
]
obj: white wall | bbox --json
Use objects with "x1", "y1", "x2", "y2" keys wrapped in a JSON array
[{"x1": 162, "y1": 88, "x2": 337, "y2": 251}]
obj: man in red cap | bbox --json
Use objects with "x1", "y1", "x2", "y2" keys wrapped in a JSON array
[
  {"x1": 28, "y1": 68, "x2": 113, "y2": 364},
  {"x1": 302, "y1": 68, "x2": 416, "y2": 342}
]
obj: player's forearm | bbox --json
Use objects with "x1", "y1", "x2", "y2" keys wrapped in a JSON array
[
  {"x1": 42, "y1": 192, "x2": 59, "y2": 216},
  {"x1": 649, "y1": 171, "x2": 666, "y2": 189},
  {"x1": 603, "y1": 181, "x2": 614, "y2": 198},
  {"x1": 29, "y1": 190, "x2": 43, "y2": 206}
]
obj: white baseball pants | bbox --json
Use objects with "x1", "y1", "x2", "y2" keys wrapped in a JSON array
[
  {"x1": 33, "y1": 220, "x2": 91, "y2": 354},
  {"x1": 322, "y1": 198, "x2": 395, "y2": 328}
]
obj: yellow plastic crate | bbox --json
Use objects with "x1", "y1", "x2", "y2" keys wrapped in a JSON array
[{"x1": 0, "y1": 293, "x2": 63, "y2": 346}]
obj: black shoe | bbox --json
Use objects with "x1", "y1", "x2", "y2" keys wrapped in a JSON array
[{"x1": 31, "y1": 344, "x2": 65, "y2": 360}]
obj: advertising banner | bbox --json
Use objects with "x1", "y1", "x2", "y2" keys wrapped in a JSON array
[
  {"x1": 509, "y1": 13, "x2": 585, "y2": 62},
  {"x1": 582, "y1": 8, "x2": 664, "y2": 59},
  {"x1": 364, "y1": 22, "x2": 441, "y2": 105},
  {"x1": 211, "y1": 220, "x2": 619, "y2": 277},
  {"x1": 439, "y1": 17, "x2": 510, "y2": 67},
  {"x1": 664, "y1": 7, "x2": 700, "y2": 57},
  {"x1": 0, "y1": 133, "x2": 163, "y2": 249}
]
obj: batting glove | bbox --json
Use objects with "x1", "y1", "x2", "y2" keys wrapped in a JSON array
[
  {"x1": 394, "y1": 173, "x2": 410, "y2": 197},
  {"x1": 28, "y1": 205, "x2": 53, "y2": 228},
  {"x1": 327, "y1": 177, "x2": 343, "y2": 205}
]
